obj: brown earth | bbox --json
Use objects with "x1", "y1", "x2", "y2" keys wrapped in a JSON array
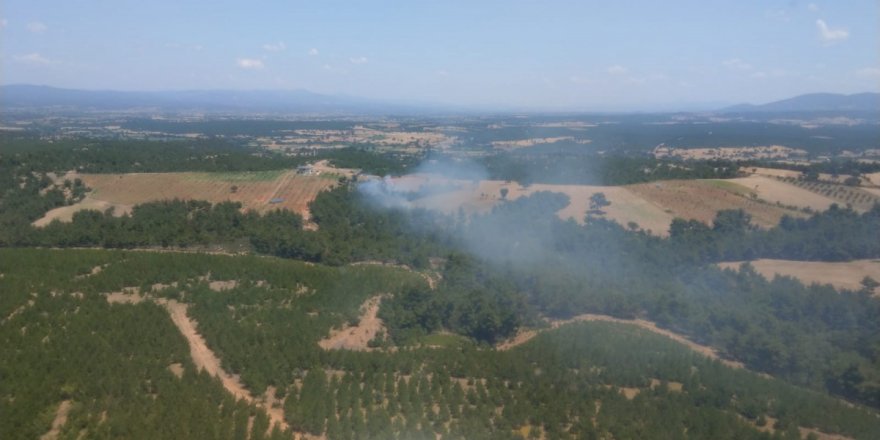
[
  {"x1": 40, "y1": 400, "x2": 72, "y2": 440},
  {"x1": 318, "y1": 296, "x2": 385, "y2": 351},
  {"x1": 719, "y1": 259, "x2": 880, "y2": 296}
]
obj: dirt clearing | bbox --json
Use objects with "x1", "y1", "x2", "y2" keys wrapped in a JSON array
[
  {"x1": 719, "y1": 259, "x2": 880, "y2": 295},
  {"x1": 40, "y1": 400, "x2": 72, "y2": 440},
  {"x1": 318, "y1": 296, "x2": 385, "y2": 351}
]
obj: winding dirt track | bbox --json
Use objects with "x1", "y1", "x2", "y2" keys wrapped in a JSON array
[{"x1": 497, "y1": 313, "x2": 745, "y2": 370}]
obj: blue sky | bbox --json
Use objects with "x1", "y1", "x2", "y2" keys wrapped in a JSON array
[{"x1": 2, "y1": 0, "x2": 878, "y2": 110}]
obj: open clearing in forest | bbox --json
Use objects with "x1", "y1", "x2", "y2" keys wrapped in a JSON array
[
  {"x1": 34, "y1": 170, "x2": 338, "y2": 226},
  {"x1": 40, "y1": 400, "x2": 72, "y2": 440},
  {"x1": 718, "y1": 259, "x2": 880, "y2": 296},
  {"x1": 318, "y1": 296, "x2": 386, "y2": 351},
  {"x1": 497, "y1": 314, "x2": 745, "y2": 370}
]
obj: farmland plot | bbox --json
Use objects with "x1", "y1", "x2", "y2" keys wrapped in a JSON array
[
  {"x1": 627, "y1": 179, "x2": 804, "y2": 229},
  {"x1": 34, "y1": 171, "x2": 337, "y2": 226},
  {"x1": 719, "y1": 259, "x2": 880, "y2": 296}
]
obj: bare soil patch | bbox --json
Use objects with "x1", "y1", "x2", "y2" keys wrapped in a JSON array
[
  {"x1": 167, "y1": 363, "x2": 184, "y2": 379},
  {"x1": 40, "y1": 400, "x2": 72, "y2": 440},
  {"x1": 719, "y1": 259, "x2": 880, "y2": 296},
  {"x1": 33, "y1": 197, "x2": 132, "y2": 227},
  {"x1": 105, "y1": 290, "x2": 145, "y2": 304},
  {"x1": 318, "y1": 296, "x2": 385, "y2": 351},
  {"x1": 208, "y1": 280, "x2": 239, "y2": 292}
]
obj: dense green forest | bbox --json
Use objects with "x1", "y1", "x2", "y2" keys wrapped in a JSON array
[
  {"x1": 2, "y1": 249, "x2": 878, "y2": 439},
  {"x1": 4, "y1": 137, "x2": 880, "y2": 437}
]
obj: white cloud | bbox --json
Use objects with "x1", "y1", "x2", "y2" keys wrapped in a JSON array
[
  {"x1": 722, "y1": 58, "x2": 753, "y2": 70},
  {"x1": 856, "y1": 67, "x2": 880, "y2": 78},
  {"x1": 1, "y1": 18, "x2": 8, "y2": 29},
  {"x1": 816, "y1": 19, "x2": 849, "y2": 43},
  {"x1": 236, "y1": 58, "x2": 264, "y2": 69},
  {"x1": 606, "y1": 65, "x2": 628, "y2": 75},
  {"x1": 26, "y1": 21, "x2": 47, "y2": 33},
  {"x1": 308, "y1": 48, "x2": 319, "y2": 56},
  {"x1": 262, "y1": 41, "x2": 286, "y2": 52},
  {"x1": 437, "y1": 69, "x2": 449, "y2": 77},
  {"x1": 349, "y1": 56, "x2": 368, "y2": 64},
  {"x1": 14, "y1": 52, "x2": 54, "y2": 65},
  {"x1": 808, "y1": 3, "x2": 819, "y2": 12}
]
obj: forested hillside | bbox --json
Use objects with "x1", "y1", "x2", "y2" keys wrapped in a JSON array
[{"x1": 2, "y1": 249, "x2": 878, "y2": 439}]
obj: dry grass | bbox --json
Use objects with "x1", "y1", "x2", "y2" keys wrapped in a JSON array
[
  {"x1": 627, "y1": 179, "x2": 803, "y2": 229},
  {"x1": 392, "y1": 175, "x2": 676, "y2": 235},
  {"x1": 718, "y1": 259, "x2": 880, "y2": 296},
  {"x1": 34, "y1": 170, "x2": 337, "y2": 227},
  {"x1": 728, "y1": 176, "x2": 837, "y2": 212}
]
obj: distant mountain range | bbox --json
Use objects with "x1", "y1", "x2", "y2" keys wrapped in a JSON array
[
  {"x1": 1, "y1": 84, "x2": 878, "y2": 115},
  {"x1": 721, "y1": 92, "x2": 880, "y2": 113}
]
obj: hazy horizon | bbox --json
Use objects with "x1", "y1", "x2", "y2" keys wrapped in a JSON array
[{"x1": 2, "y1": 0, "x2": 878, "y2": 111}]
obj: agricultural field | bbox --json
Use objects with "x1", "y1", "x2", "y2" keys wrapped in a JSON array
[
  {"x1": 391, "y1": 174, "x2": 821, "y2": 235},
  {"x1": 34, "y1": 170, "x2": 339, "y2": 226},
  {"x1": 388, "y1": 175, "x2": 676, "y2": 234},
  {"x1": 727, "y1": 175, "x2": 837, "y2": 212},
  {"x1": 786, "y1": 178, "x2": 880, "y2": 211},
  {"x1": 718, "y1": 259, "x2": 880, "y2": 296},
  {"x1": 625, "y1": 179, "x2": 804, "y2": 230}
]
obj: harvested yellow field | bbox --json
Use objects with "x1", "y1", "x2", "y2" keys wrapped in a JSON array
[
  {"x1": 34, "y1": 170, "x2": 337, "y2": 226},
  {"x1": 728, "y1": 176, "x2": 837, "y2": 211},
  {"x1": 33, "y1": 198, "x2": 133, "y2": 227},
  {"x1": 864, "y1": 172, "x2": 880, "y2": 187},
  {"x1": 718, "y1": 259, "x2": 880, "y2": 295},
  {"x1": 390, "y1": 174, "x2": 844, "y2": 236},
  {"x1": 390, "y1": 175, "x2": 676, "y2": 235}
]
